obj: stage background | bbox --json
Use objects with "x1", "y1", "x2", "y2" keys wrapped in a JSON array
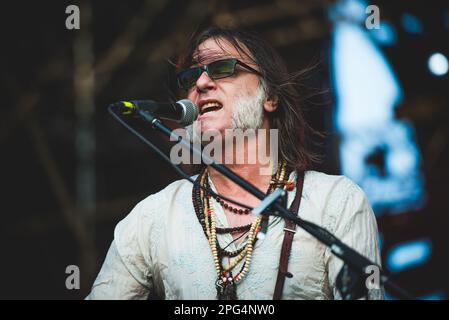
[{"x1": 0, "y1": 0, "x2": 448, "y2": 299}]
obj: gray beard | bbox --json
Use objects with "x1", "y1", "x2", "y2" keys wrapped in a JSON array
[
  {"x1": 231, "y1": 83, "x2": 265, "y2": 130},
  {"x1": 185, "y1": 83, "x2": 266, "y2": 143}
]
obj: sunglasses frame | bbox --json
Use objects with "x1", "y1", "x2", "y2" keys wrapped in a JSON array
[{"x1": 177, "y1": 58, "x2": 262, "y2": 90}]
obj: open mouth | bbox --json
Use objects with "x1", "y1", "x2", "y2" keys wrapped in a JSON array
[{"x1": 200, "y1": 102, "x2": 223, "y2": 115}]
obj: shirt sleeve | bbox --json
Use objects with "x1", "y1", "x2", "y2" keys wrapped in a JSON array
[
  {"x1": 85, "y1": 201, "x2": 154, "y2": 300},
  {"x1": 325, "y1": 178, "x2": 384, "y2": 300}
]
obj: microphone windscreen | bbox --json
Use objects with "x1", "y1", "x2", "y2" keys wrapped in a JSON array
[{"x1": 177, "y1": 99, "x2": 199, "y2": 125}]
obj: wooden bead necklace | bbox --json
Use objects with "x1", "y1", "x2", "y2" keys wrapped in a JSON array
[{"x1": 191, "y1": 161, "x2": 288, "y2": 299}]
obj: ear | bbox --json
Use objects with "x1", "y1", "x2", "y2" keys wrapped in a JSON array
[{"x1": 263, "y1": 96, "x2": 279, "y2": 113}]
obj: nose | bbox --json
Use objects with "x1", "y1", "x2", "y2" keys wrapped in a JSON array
[{"x1": 195, "y1": 70, "x2": 216, "y2": 93}]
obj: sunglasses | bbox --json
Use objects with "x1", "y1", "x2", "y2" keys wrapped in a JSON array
[{"x1": 177, "y1": 58, "x2": 262, "y2": 90}]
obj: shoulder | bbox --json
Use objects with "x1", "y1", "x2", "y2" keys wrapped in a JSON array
[
  {"x1": 303, "y1": 170, "x2": 366, "y2": 204},
  {"x1": 113, "y1": 177, "x2": 196, "y2": 248},
  {"x1": 302, "y1": 171, "x2": 372, "y2": 232},
  {"x1": 304, "y1": 170, "x2": 361, "y2": 194},
  {"x1": 136, "y1": 176, "x2": 196, "y2": 215}
]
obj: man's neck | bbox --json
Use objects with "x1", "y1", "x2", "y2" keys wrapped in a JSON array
[
  {"x1": 207, "y1": 167, "x2": 273, "y2": 216},
  {"x1": 208, "y1": 163, "x2": 271, "y2": 193},
  {"x1": 207, "y1": 135, "x2": 275, "y2": 199}
]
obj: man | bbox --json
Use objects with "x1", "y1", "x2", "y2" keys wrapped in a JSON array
[{"x1": 86, "y1": 27, "x2": 383, "y2": 300}]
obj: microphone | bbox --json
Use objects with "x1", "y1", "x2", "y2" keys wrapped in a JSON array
[{"x1": 113, "y1": 99, "x2": 198, "y2": 125}]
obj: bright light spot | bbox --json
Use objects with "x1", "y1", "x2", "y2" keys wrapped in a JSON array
[
  {"x1": 386, "y1": 239, "x2": 432, "y2": 272},
  {"x1": 332, "y1": 23, "x2": 399, "y2": 129},
  {"x1": 428, "y1": 53, "x2": 449, "y2": 76}
]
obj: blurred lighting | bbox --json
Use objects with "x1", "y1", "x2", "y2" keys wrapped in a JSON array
[
  {"x1": 386, "y1": 290, "x2": 445, "y2": 300},
  {"x1": 369, "y1": 21, "x2": 397, "y2": 46},
  {"x1": 331, "y1": 17, "x2": 425, "y2": 214},
  {"x1": 401, "y1": 13, "x2": 423, "y2": 34},
  {"x1": 378, "y1": 233, "x2": 384, "y2": 251},
  {"x1": 328, "y1": 0, "x2": 367, "y2": 23},
  {"x1": 384, "y1": 291, "x2": 398, "y2": 300},
  {"x1": 419, "y1": 291, "x2": 445, "y2": 300},
  {"x1": 428, "y1": 53, "x2": 449, "y2": 76},
  {"x1": 386, "y1": 239, "x2": 432, "y2": 272}
]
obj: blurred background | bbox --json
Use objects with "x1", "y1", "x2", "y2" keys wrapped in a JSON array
[{"x1": 0, "y1": 0, "x2": 448, "y2": 299}]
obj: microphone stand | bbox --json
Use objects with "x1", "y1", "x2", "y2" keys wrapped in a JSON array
[{"x1": 110, "y1": 106, "x2": 414, "y2": 300}]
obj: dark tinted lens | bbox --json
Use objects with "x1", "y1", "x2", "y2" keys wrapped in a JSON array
[
  {"x1": 178, "y1": 67, "x2": 201, "y2": 89},
  {"x1": 209, "y1": 59, "x2": 237, "y2": 79}
]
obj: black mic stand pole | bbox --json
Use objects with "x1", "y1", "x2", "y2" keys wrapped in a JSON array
[{"x1": 123, "y1": 107, "x2": 414, "y2": 300}]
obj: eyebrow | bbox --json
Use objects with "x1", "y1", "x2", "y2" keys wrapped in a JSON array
[{"x1": 191, "y1": 50, "x2": 235, "y2": 66}]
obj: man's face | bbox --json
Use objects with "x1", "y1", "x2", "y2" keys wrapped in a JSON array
[{"x1": 186, "y1": 38, "x2": 264, "y2": 134}]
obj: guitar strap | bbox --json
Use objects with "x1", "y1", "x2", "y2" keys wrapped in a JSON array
[{"x1": 273, "y1": 171, "x2": 305, "y2": 300}]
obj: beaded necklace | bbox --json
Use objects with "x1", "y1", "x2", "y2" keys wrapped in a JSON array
[{"x1": 192, "y1": 161, "x2": 288, "y2": 299}]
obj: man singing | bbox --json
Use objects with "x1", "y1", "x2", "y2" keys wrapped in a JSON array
[{"x1": 86, "y1": 27, "x2": 383, "y2": 300}]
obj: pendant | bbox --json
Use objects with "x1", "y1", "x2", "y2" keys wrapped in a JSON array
[{"x1": 215, "y1": 277, "x2": 237, "y2": 300}]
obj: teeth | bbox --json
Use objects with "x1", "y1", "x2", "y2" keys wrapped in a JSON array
[{"x1": 201, "y1": 102, "x2": 222, "y2": 114}]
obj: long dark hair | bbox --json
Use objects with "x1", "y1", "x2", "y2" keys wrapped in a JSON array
[{"x1": 177, "y1": 26, "x2": 321, "y2": 172}]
